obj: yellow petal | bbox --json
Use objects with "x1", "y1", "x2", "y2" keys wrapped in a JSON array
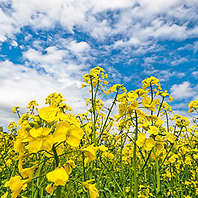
[
  {"x1": 42, "y1": 127, "x2": 52, "y2": 136},
  {"x1": 39, "y1": 106, "x2": 58, "y2": 123},
  {"x1": 29, "y1": 127, "x2": 43, "y2": 138},
  {"x1": 66, "y1": 127, "x2": 84, "y2": 147},
  {"x1": 28, "y1": 138, "x2": 42, "y2": 153},
  {"x1": 53, "y1": 121, "x2": 70, "y2": 143},
  {"x1": 83, "y1": 145, "x2": 98, "y2": 161},
  {"x1": 41, "y1": 135, "x2": 54, "y2": 151}
]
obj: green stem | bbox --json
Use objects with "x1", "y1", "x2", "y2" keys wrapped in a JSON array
[
  {"x1": 133, "y1": 111, "x2": 138, "y2": 198},
  {"x1": 34, "y1": 160, "x2": 45, "y2": 198},
  {"x1": 165, "y1": 110, "x2": 169, "y2": 132},
  {"x1": 56, "y1": 186, "x2": 61, "y2": 198},
  {"x1": 153, "y1": 149, "x2": 161, "y2": 197},
  {"x1": 157, "y1": 97, "x2": 164, "y2": 117},
  {"x1": 52, "y1": 144, "x2": 62, "y2": 198},
  {"x1": 90, "y1": 79, "x2": 99, "y2": 144},
  {"x1": 52, "y1": 144, "x2": 59, "y2": 167},
  {"x1": 140, "y1": 148, "x2": 153, "y2": 172},
  {"x1": 100, "y1": 157, "x2": 126, "y2": 198},
  {"x1": 98, "y1": 89, "x2": 119, "y2": 144}
]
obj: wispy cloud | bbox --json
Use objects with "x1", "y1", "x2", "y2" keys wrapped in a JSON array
[{"x1": 170, "y1": 57, "x2": 188, "y2": 66}]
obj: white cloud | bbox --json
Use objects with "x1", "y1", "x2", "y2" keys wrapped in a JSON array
[
  {"x1": 141, "y1": 68, "x2": 185, "y2": 82},
  {"x1": 0, "y1": 60, "x2": 90, "y2": 129},
  {"x1": 0, "y1": 0, "x2": 198, "y2": 131},
  {"x1": 170, "y1": 81, "x2": 196, "y2": 100},
  {"x1": 193, "y1": 41, "x2": 198, "y2": 53},
  {"x1": 192, "y1": 71, "x2": 198, "y2": 79},
  {"x1": 170, "y1": 57, "x2": 188, "y2": 66},
  {"x1": 0, "y1": 0, "x2": 198, "y2": 44},
  {"x1": 67, "y1": 41, "x2": 90, "y2": 60}
]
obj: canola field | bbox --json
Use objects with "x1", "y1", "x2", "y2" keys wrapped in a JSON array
[{"x1": 1, "y1": 66, "x2": 198, "y2": 198}]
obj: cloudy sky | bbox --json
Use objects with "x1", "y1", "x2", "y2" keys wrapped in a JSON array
[{"x1": 0, "y1": 0, "x2": 198, "y2": 130}]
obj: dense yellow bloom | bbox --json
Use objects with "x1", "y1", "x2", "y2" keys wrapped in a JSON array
[
  {"x1": 189, "y1": 99, "x2": 198, "y2": 113},
  {"x1": 5, "y1": 68, "x2": 198, "y2": 197},
  {"x1": 46, "y1": 167, "x2": 68, "y2": 186}
]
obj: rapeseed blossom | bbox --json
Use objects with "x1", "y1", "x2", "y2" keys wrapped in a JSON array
[
  {"x1": 46, "y1": 167, "x2": 68, "y2": 186},
  {"x1": 2, "y1": 66, "x2": 198, "y2": 198}
]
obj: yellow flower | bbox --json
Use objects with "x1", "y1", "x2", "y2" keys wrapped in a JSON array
[
  {"x1": 83, "y1": 181, "x2": 99, "y2": 198},
  {"x1": 39, "y1": 106, "x2": 58, "y2": 123},
  {"x1": 98, "y1": 145, "x2": 108, "y2": 152},
  {"x1": 12, "y1": 106, "x2": 20, "y2": 114},
  {"x1": 46, "y1": 183, "x2": 55, "y2": 195},
  {"x1": 102, "y1": 151, "x2": 114, "y2": 160},
  {"x1": 144, "y1": 138, "x2": 155, "y2": 151},
  {"x1": 4, "y1": 176, "x2": 27, "y2": 198},
  {"x1": 1, "y1": 192, "x2": 8, "y2": 198},
  {"x1": 127, "y1": 91, "x2": 138, "y2": 102},
  {"x1": 83, "y1": 144, "x2": 98, "y2": 161},
  {"x1": 142, "y1": 97, "x2": 156, "y2": 112},
  {"x1": 46, "y1": 167, "x2": 68, "y2": 186},
  {"x1": 25, "y1": 127, "x2": 54, "y2": 153},
  {"x1": 166, "y1": 132, "x2": 176, "y2": 143},
  {"x1": 53, "y1": 121, "x2": 84, "y2": 147},
  {"x1": 81, "y1": 84, "x2": 86, "y2": 88},
  {"x1": 129, "y1": 101, "x2": 139, "y2": 110},
  {"x1": 148, "y1": 126, "x2": 159, "y2": 135},
  {"x1": 65, "y1": 160, "x2": 76, "y2": 175},
  {"x1": 136, "y1": 133, "x2": 146, "y2": 147},
  {"x1": 19, "y1": 163, "x2": 38, "y2": 182},
  {"x1": 103, "y1": 80, "x2": 108, "y2": 85}
]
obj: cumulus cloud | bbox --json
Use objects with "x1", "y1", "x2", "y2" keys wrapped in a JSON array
[
  {"x1": 0, "y1": 60, "x2": 90, "y2": 129},
  {"x1": 170, "y1": 81, "x2": 197, "y2": 100},
  {"x1": 0, "y1": 0, "x2": 198, "y2": 130},
  {"x1": 0, "y1": 0, "x2": 197, "y2": 44}
]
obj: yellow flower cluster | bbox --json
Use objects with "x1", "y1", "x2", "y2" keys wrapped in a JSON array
[{"x1": 1, "y1": 66, "x2": 198, "y2": 198}]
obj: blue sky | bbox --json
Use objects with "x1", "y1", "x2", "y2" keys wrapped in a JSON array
[{"x1": 0, "y1": 0, "x2": 198, "y2": 129}]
